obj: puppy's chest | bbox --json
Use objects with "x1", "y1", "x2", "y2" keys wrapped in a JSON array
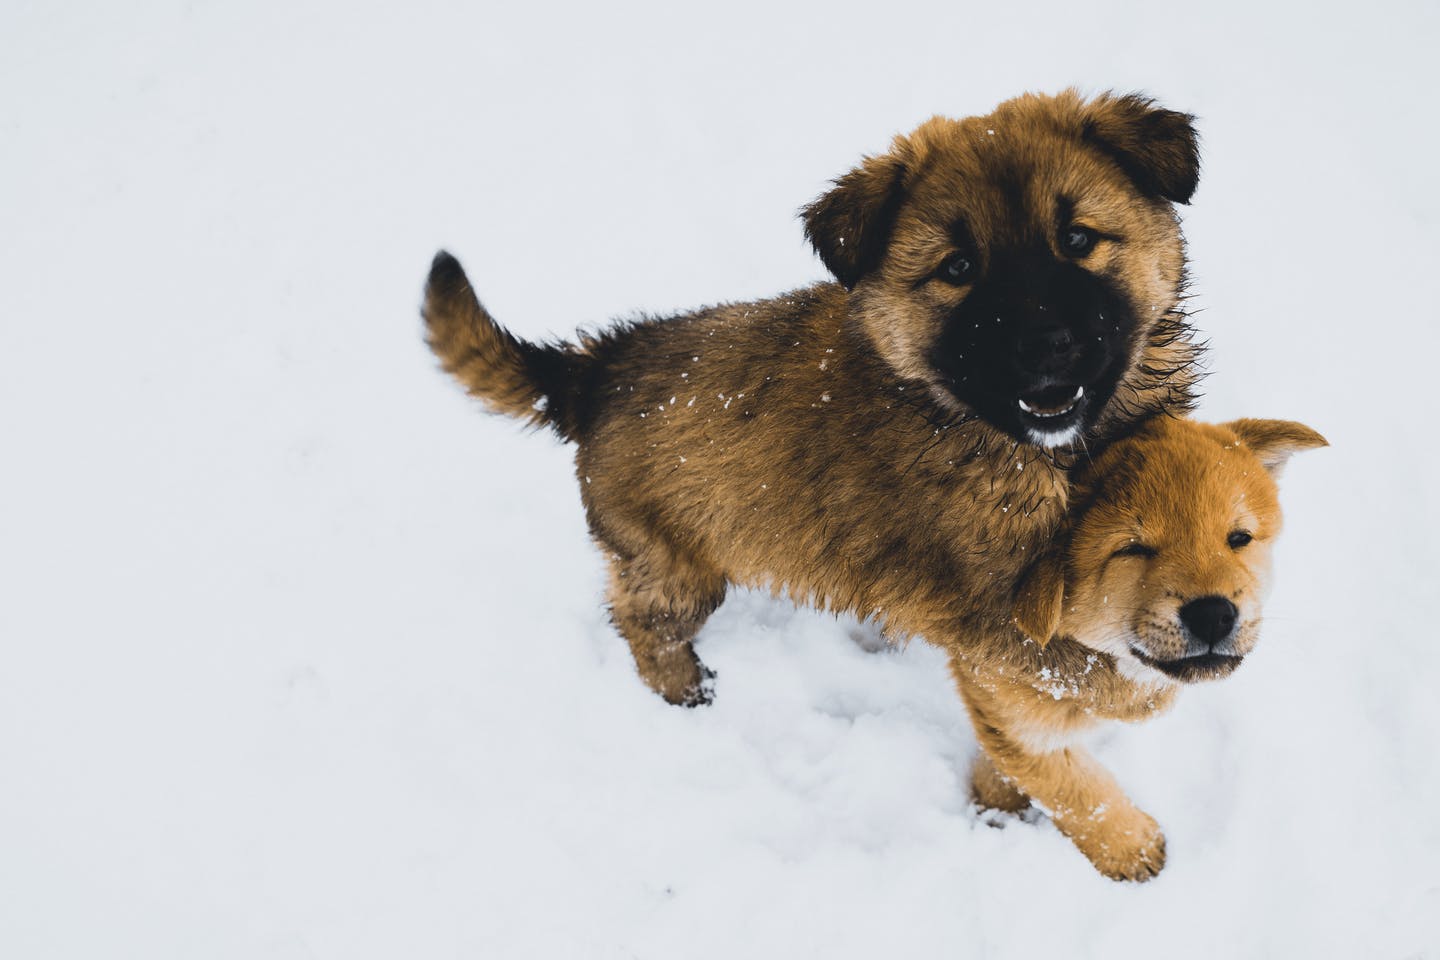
[{"x1": 907, "y1": 443, "x2": 1067, "y2": 580}]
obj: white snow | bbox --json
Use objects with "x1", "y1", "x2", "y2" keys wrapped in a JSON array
[{"x1": 2, "y1": 1, "x2": 1439, "y2": 958}]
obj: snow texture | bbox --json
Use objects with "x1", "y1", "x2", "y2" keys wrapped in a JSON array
[{"x1": 2, "y1": 1, "x2": 1438, "y2": 957}]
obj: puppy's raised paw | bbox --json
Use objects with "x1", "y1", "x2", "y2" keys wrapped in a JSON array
[{"x1": 1074, "y1": 808, "x2": 1167, "y2": 882}]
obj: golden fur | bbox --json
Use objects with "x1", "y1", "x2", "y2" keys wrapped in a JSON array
[{"x1": 963, "y1": 415, "x2": 1326, "y2": 879}]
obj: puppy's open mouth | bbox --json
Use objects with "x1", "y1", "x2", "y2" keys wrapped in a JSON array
[
  {"x1": 1130, "y1": 647, "x2": 1243, "y2": 683},
  {"x1": 1017, "y1": 385, "x2": 1084, "y2": 420}
]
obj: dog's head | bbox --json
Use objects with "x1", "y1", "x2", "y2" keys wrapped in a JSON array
[
  {"x1": 1012, "y1": 416, "x2": 1327, "y2": 684},
  {"x1": 803, "y1": 90, "x2": 1201, "y2": 447}
]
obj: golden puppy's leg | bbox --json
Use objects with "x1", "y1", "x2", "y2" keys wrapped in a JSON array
[
  {"x1": 605, "y1": 551, "x2": 726, "y2": 707},
  {"x1": 970, "y1": 750, "x2": 1031, "y2": 814},
  {"x1": 996, "y1": 742, "x2": 1165, "y2": 882},
  {"x1": 958, "y1": 679, "x2": 1166, "y2": 881}
]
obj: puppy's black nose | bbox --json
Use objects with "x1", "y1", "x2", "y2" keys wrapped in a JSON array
[
  {"x1": 1178, "y1": 596, "x2": 1239, "y2": 647},
  {"x1": 1016, "y1": 327, "x2": 1081, "y2": 375}
]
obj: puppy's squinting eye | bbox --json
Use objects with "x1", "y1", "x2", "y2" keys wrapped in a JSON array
[
  {"x1": 1112, "y1": 541, "x2": 1157, "y2": 559},
  {"x1": 936, "y1": 252, "x2": 976, "y2": 285},
  {"x1": 1060, "y1": 226, "x2": 1098, "y2": 257},
  {"x1": 1227, "y1": 530, "x2": 1253, "y2": 549}
]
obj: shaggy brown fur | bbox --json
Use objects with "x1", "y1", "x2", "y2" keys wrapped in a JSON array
[
  {"x1": 422, "y1": 91, "x2": 1222, "y2": 877},
  {"x1": 965, "y1": 416, "x2": 1326, "y2": 879}
]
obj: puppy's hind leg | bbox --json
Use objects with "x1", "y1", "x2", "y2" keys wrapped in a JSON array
[{"x1": 605, "y1": 550, "x2": 727, "y2": 707}]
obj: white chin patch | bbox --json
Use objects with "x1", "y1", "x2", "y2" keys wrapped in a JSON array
[
  {"x1": 1114, "y1": 649, "x2": 1179, "y2": 688},
  {"x1": 1025, "y1": 423, "x2": 1082, "y2": 449}
]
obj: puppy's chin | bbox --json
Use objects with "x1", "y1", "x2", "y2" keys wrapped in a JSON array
[
  {"x1": 1112, "y1": 655, "x2": 1178, "y2": 688},
  {"x1": 1021, "y1": 410, "x2": 1086, "y2": 450},
  {"x1": 1069, "y1": 631, "x2": 1243, "y2": 688},
  {"x1": 1124, "y1": 622, "x2": 1257, "y2": 685},
  {"x1": 1127, "y1": 647, "x2": 1244, "y2": 684}
]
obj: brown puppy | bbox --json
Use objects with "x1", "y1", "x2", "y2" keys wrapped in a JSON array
[
  {"x1": 424, "y1": 90, "x2": 1204, "y2": 710},
  {"x1": 965, "y1": 415, "x2": 1326, "y2": 880}
]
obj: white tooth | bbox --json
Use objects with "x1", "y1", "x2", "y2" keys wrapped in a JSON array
[{"x1": 1018, "y1": 385, "x2": 1085, "y2": 417}]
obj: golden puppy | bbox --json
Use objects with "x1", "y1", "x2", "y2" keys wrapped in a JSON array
[{"x1": 959, "y1": 415, "x2": 1326, "y2": 880}]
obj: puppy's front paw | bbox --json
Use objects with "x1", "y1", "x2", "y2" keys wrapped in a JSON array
[
  {"x1": 678, "y1": 662, "x2": 717, "y2": 708},
  {"x1": 642, "y1": 647, "x2": 716, "y2": 707},
  {"x1": 1071, "y1": 808, "x2": 1167, "y2": 882},
  {"x1": 970, "y1": 753, "x2": 1032, "y2": 814}
]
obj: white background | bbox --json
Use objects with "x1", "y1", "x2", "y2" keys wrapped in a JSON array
[{"x1": 3, "y1": 1, "x2": 1437, "y2": 956}]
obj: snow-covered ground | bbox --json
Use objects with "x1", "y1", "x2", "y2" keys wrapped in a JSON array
[{"x1": 3, "y1": 1, "x2": 1438, "y2": 956}]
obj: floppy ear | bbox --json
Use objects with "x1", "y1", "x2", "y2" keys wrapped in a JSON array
[
  {"x1": 1012, "y1": 549, "x2": 1066, "y2": 648},
  {"x1": 801, "y1": 146, "x2": 908, "y2": 290},
  {"x1": 1082, "y1": 92, "x2": 1201, "y2": 204},
  {"x1": 1221, "y1": 418, "x2": 1329, "y2": 477}
]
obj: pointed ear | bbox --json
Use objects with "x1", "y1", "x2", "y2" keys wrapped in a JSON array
[
  {"x1": 801, "y1": 143, "x2": 909, "y2": 289},
  {"x1": 1012, "y1": 549, "x2": 1066, "y2": 648},
  {"x1": 1221, "y1": 418, "x2": 1329, "y2": 477},
  {"x1": 1082, "y1": 92, "x2": 1201, "y2": 204}
]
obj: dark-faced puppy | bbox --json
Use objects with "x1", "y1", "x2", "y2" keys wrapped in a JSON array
[
  {"x1": 422, "y1": 90, "x2": 1202, "y2": 735},
  {"x1": 809, "y1": 97, "x2": 1199, "y2": 448}
]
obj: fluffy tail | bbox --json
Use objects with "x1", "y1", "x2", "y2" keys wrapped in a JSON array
[{"x1": 421, "y1": 251, "x2": 589, "y2": 441}]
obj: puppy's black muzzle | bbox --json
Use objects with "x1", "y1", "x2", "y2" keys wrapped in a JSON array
[
  {"x1": 929, "y1": 249, "x2": 1136, "y2": 444},
  {"x1": 1016, "y1": 327, "x2": 1083, "y2": 378}
]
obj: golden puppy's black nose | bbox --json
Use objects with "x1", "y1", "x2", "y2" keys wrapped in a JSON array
[{"x1": 1179, "y1": 596, "x2": 1239, "y2": 647}]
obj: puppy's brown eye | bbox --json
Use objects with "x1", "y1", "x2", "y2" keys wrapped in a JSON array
[
  {"x1": 1060, "y1": 226, "x2": 1097, "y2": 257},
  {"x1": 1227, "y1": 530, "x2": 1253, "y2": 549},
  {"x1": 936, "y1": 252, "x2": 976, "y2": 285},
  {"x1": 1112, "y1": 542, "x2": 1156, "y2": 559}
]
